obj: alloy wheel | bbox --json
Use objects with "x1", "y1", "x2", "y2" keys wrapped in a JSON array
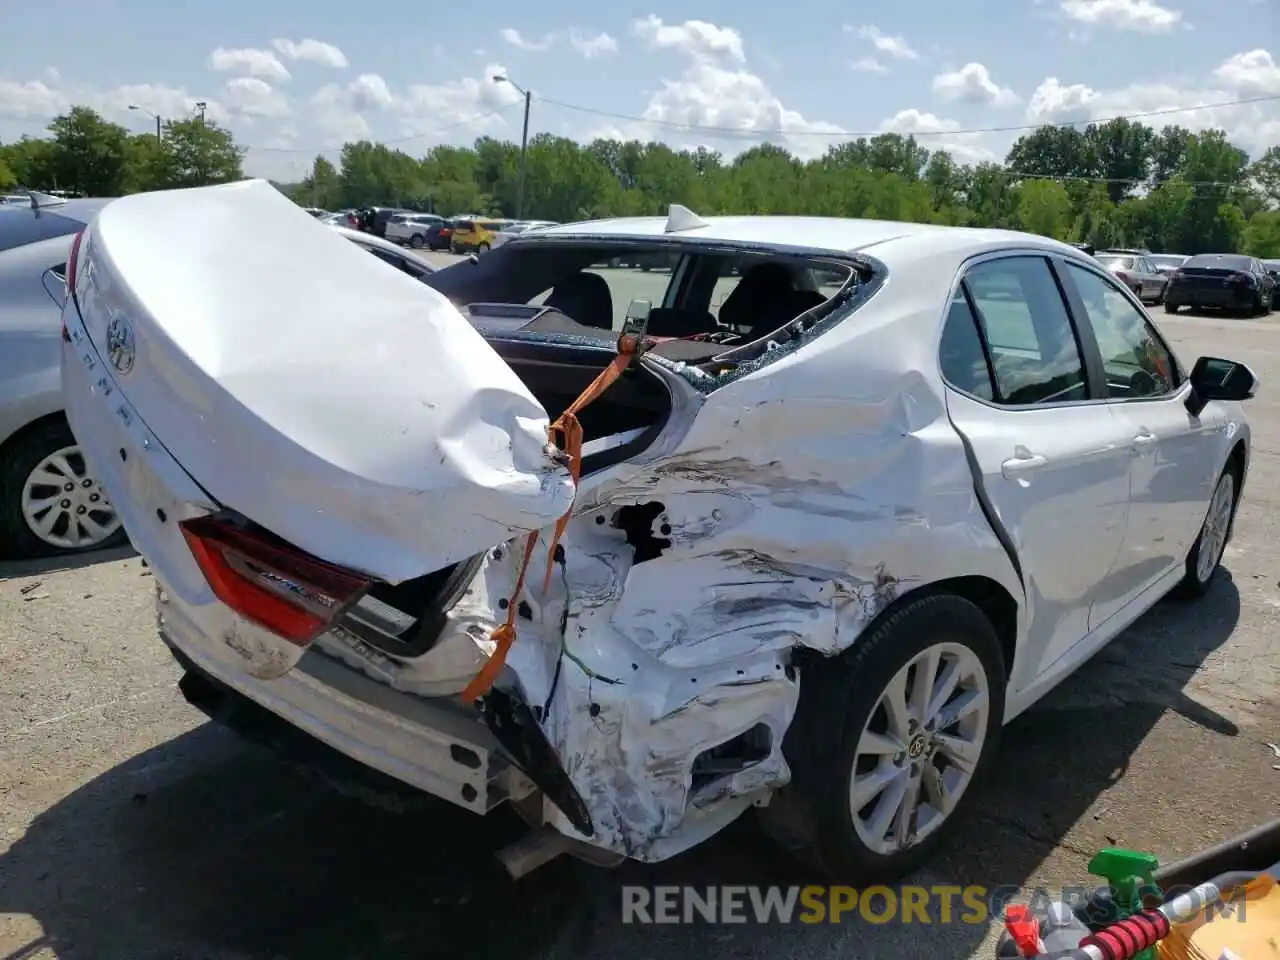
[
  {"x1": 849, "y1": 641, "x2": 991, "y2": 856},
  {"x1": 1195, "y1": 472, "x2": 1235, "y2": 584}
]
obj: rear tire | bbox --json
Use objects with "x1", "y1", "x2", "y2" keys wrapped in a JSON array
[
  {"x1": 766, "y1": 593, "x2": 1006, "y2": 883},
  {"x1": 409, "y1": 234, "x2": 425, "y2": 249},
  {"x1": 1164, "y1": 302, "x2": 1179, "y2": 314},
  {"x1": 1171, "y1": 466, "x2": 1238, "y2": 600},
  {"x1": 0, "y1": 419, "x2": 127, "y2": 560}
]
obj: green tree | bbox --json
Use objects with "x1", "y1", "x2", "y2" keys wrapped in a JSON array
[
  {"x1": 46, "y1": 107, "x2": 130, "y2": 195},
  {"x1": 1017, "y1": 179, "x2": 1073, "y2": 238},
  {"x1": 151, "y1": 118, "x2": 245, "y2": 188},
  {"x1": 1250, "y1": 145, "x2": 1280, "y2": 208}
]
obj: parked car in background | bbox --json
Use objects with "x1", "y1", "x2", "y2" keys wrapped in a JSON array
[
  {"x1": 0, "y1": 198, "x2": 433, "y2": 561},
  {"x1": 1164, "y1": 253, "x2": 1274, "y2": 316},
  {"x1": 0, "y1": 193, "x2": 124, "y2": 558},
  {"x1": 450, "y1": 217, "x2": 505, "y2": 254},
  {"x1": 1147, "y1": 253, "x2": 1188, "y2": 278},
  {"x1": 358, "y1": 207, "x2": 408, "y2": 239},
  {"x1": 489, "y1": 220, "x2": 560, "y2": 250},
  {"x1": 386, "y1": 213, "x2": 446, "y2": 248},
  {"x1": 1263, "y1": 260, "x2": 1280, "y2": 309},
  {"x1": 60, "y1": 183, "x2": 1257, "y2": 883},
  {"x1": 1095, "y1": 251, "x2": 1167, "y2": 304}
]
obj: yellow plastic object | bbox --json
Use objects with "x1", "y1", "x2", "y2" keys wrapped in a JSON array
[{"x1": 1157, "y1": 874, "x2": 1280, "y2": 960}]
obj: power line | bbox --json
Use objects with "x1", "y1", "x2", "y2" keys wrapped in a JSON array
[{"x1": 535, "y1": 92, "x2": 1280, "y2": 140}]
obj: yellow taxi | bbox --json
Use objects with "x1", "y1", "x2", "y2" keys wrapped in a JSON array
[{"x1": 449, "y1": 218, "x2": 506, "y2": 254}]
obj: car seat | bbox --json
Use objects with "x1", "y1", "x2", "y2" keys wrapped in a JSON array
[
  {"x1": 544, "y1": 272, "x2": 614, "y2": 330},
  {"x1": 719, "y1": 263, "x2": 825, "y2": 338}
]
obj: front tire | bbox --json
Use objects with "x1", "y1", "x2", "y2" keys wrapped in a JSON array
[
  {"x1": 0, "y1": 419, "x2": 127, "y2": 560},
  {"x1": 1172, "y1": 467, "x2": 1237, "y2": 600},
  {"x1": 774, "y1": 593, "x2": 1006, "y2": 883},
  {"x1": 1164, "y1": 302, "x2": 1179, "y2": 314}
]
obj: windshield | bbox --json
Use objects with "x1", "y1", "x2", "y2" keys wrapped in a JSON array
[{"x1": 1184, "y1": 254, "x2": 1251, "y2": 271}]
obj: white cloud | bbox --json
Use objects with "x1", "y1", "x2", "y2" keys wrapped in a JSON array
[
  {"x1": 499, "y1": 26, "x2": 617, "y2": 58},
  {"x1": 932, "y1": 63, "x2": 1020, "y2": 107},
  {"x1": 850, "y1": 57, "x2": 888, "y2": 74},
  {"x1": 609, "y1": 19, "x2": 843, "y2": 160},
  {"x1": 630, "y1": 15, "x2": 746, "y2": 63},
  {"x1": 207, "y1": 46, "x2": 290, "y2": 83},
  {"x1": 271, "y1": 38, "x2": 349, "y2": 69},
  {"x1": 848, "y1": 24, "x2": 919, "y2": 61},
  {"x1": 568, "y1": 29, "x2": 618, "y2": 58},
  {"x1": 1060, "y1": 0, "x2": 1184, "y2": 33},
  {"x1": 877, "y1": 109, "x2": 996, "y2": 164},
  {"x1": 500, "y1": 28, "x2": 556, "y2": 52},
  {"x1": 1025, "y1": 63, "x2": 1280, "y2": 156},
  {"x1": 1213, "y1": 49, "x2": 1280, "y2": 96},
  {"x1": 222, "y1": 77, "x2": 291, "y2": 120},
  {"x1": 0, "y1": 79, "x2": 70, "y2": 119}
]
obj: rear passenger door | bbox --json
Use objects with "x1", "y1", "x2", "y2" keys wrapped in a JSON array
[{"x1": 940, "y1": 254, "x2": 1136, "y2": 679}]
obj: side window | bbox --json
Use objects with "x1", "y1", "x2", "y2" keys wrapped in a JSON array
[
  {"x1": 963, "y1": 257, "x2": 1089, "y2": 406},
  {"x1": 1063, "y1": 262, "x2": 1176, "y2": 399},
  {"x1": 939, "y1": 288, "x2": 996, "y2": 401}
]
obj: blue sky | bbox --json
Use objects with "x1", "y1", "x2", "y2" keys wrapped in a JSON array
[{"x1": 0, "y1": 0, "x2": 1276, "y2": 181}]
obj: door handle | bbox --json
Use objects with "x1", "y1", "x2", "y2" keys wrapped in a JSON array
[
  {"x1": 1001, "y1": 451, "x2": 1048, "y2": 478},
  {"x1": 1133, "y1": 431, "x2": 1157, "y2": 453}
]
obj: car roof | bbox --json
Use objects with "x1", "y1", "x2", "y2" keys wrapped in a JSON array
[{"x1": 526, "y1": 213, "x2": 1083, "y2": 269}]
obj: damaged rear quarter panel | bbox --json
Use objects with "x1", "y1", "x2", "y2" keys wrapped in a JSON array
[{"x1": 508, "y1": 289, "x2": 1026, "y2": 861}]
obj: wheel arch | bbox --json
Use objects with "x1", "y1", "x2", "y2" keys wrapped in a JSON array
[
  {"x1": 0, "y1": 410, "x2": 71, "y2": 463},
  {"x1": 1224, "y1": 437, "x2": 1248, "y2": 543},
  {"x1": 798, "y1": 574, "x2": 1020, "y2": 683}
]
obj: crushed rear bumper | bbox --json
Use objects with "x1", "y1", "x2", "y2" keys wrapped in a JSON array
[{"x1": 158, "y1": 579, "x2": 536, "y2": 816}]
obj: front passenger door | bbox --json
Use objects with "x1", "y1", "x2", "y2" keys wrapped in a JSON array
[
  {"x1": 941, "y1": 255, "x2": 1135, "y2": 678},
  {"x1": 1058, "y1": 260, "x2": 1222, "y2": 601}
]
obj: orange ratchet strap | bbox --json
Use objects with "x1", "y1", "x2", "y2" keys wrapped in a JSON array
[{"x1": 460, "y1": 332, "x2": 646, "y2": 704}]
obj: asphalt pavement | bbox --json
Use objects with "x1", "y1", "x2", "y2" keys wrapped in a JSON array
[{"x1": 1, "y1": 293, "x2": 1278, "y2": 960}]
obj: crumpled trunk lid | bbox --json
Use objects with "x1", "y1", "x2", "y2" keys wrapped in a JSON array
[{"x1": 73, "y1": 179, "x2": 574, "y2": 582}]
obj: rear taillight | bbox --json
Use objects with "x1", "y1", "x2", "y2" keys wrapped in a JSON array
[
  {"x1": 179, "y1": 515, "x2": 371, "y2": 645},
  {"x1": 1230, "y1": 271, "x2": 1255, "y2": 286},
  {"x1": 62, "y1": 229, "x2": 86, "y2": 342},
  {"x1": 1115, "y1": 270, "x2": 1130, "y2": 283}
]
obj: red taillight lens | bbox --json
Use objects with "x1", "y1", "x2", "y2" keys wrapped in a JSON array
[
  {"x1": 66, "y1": 229, "x2": 84, "y2": 299},
  {"x1": 1115, "y1": 271, "x2": 1130, "y2": 282},
  {"x1": 1230, "y1": 271, "x2": 1254, "y2": 285},
  {"x1": 179, "y1": 515, "x2": 371, "y2": 645},
  {"x1": 62, "y1": 229, "x2": 86, "y2": 342}
]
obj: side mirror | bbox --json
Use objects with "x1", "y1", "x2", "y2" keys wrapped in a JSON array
[{"x1": 1185, "y1": 356, "x2": 1258, "y2": 417}]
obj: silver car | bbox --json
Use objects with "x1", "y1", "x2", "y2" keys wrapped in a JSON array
[
  {"x1": 0, "y1": 195, "x2": 124, "y2": 558},
  {"x1": 1095, "y1": 251, "x2": 1168, "y2": 304},
  {"x1": 0, "y1": 198, "x2": 433, "y2": 559},
  {"x1": 62, "y1": 181, "x2": 1257, "y2": 882}
]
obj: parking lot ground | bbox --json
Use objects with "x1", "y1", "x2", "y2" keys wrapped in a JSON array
[{"x1": 2, "y1": 310, "x2": 1279, "y2": 960}]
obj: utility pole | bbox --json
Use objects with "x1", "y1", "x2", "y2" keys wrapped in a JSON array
[
  {"x1": 195, "y1": 101, "x2": 207, "y2": 124},
  {"x1": 493, "y1": 75, "x2": 531, "y2": 220}
]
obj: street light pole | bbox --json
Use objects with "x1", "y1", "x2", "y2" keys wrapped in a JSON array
[
  {"x1": 195, "y1": 101, "x2": 207, "y2": 124},
  {"x1": 493, "y1": 75, "x2": 531, "y2": 220},
  {"x1": 128, "y1": 104, "x2": 162, "y2": 144}
]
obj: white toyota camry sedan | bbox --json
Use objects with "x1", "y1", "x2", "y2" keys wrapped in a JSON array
[{"x1": 59, "y1": 179, "x2": 1255, "y2": 883}]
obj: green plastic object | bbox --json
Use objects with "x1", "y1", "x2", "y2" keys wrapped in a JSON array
[{"x1": 1089, "y1": 848, "x2": 1162, "y2": 960}]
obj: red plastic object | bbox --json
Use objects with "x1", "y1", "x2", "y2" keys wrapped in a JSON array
[
  {"x1": 1078, "y1": 909, "x2": 1170, "y2": 960},
  {"x1": 1004, "y1": 905, "x2": 1045, "y2": 957}
]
